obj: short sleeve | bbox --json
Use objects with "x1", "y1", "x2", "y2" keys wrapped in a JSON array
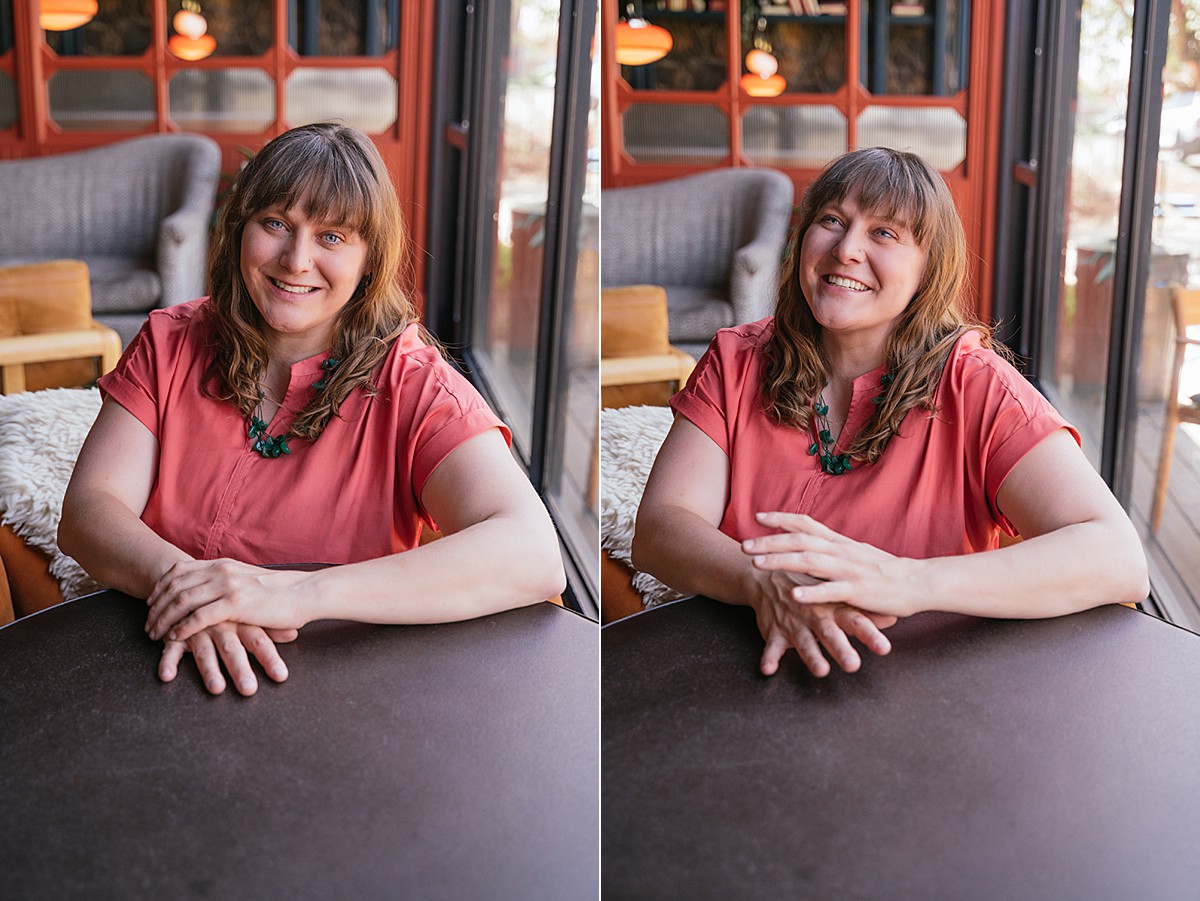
[
  {"x1": 950, "y1": 343, "x2": 1081, "y2": 532},
  {"x1": 670, "y1": 321, "x2": 771, "y2": 456},
  {"x1": 97, "y1": 303, "x2": 202, "y2": 438},
  {"x1": 399, "y1": 353, "x2": 513, "y2": 513}
]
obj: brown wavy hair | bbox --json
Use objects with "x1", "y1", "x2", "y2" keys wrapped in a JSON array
[
  {"x1": 762, "y1": 147, "x2": 992, "y2": 465},
  {"x1": 204, "y1": 122, "x2": 421, "y2": 442}
]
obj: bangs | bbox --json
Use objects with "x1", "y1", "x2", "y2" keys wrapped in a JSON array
[
  {"x1": 239, "y1": 137, "x2": 374, "y2": 236},
  {"x1": 805, "y1": 148, "x2": 939, "y2": 244}
]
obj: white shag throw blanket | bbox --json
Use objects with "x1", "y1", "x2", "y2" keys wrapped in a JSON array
[
  {"x1": 600, "y1": 405, "x2": 684, "y2": 608},
  {"x1": 0, "y1": 388, "x2": 103, "y2": 600}
]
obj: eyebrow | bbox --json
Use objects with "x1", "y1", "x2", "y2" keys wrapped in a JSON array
[{"x1": 821, "y1": 202, "x2": 914, "y2": 232}]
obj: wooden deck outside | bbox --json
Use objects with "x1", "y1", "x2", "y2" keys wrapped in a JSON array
[
  {"x1": 1131, "y1": 407, "x2": 1200, "y2": 632},
  {"x1": 1038, "y1": 379, "x2": 1200, "y2": 632}
]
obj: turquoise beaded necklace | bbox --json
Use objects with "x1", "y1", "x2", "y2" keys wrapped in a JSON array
[
  {"x1": 807, "y1": 371, "x2": 894, "y2": 476},
  {"x1": 246, "y1": 356, "x2": 340, "y2": 459}
]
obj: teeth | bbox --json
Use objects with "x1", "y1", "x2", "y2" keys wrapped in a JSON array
[
  {"x1": 826, "y1": 275, "x2": 869, "y2": 291},
  {"x1": 270, "y1": 277, "x2": 316, "y2": 295}
]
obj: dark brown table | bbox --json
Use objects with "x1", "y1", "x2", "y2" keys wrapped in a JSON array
[
  {"x1": 603, "y1": 597, "x2": 1200, "y2": 900},
  {"x1": 0, "y1": 590, "x2": 598, "y2": 900}
]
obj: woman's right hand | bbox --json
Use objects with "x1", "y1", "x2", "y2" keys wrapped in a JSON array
[
  {"x1": 158, "y1": 622, "x2": 298, "y2": 696},
  {"x1": 751, "y1": 569, "x2": 895, "y2": 678}
]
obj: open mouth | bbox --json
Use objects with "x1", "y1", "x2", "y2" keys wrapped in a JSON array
[
  {"x1": 824, "y1": 275, "x2": 869, "y2": 292},
  {"x1": 269, "y1": 277, "x2": 318, "y2": 295}
]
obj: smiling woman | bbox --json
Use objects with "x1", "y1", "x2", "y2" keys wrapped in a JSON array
[
  {"x1": 241, "y1": 206, "x2": 369, "y2": 353},
  {"x1": 632, "y1": 147, "x2": 1149, "y2": 679},
  {"x1": 57, "y1": 123, "x2": 565, "y2": 697}
]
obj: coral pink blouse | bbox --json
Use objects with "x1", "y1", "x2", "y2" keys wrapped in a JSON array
[
  {"x1": 98, "y1": 299, "x2": 510, "y2": 565},
  {"x1": 670, "y1": 318, "x2": 1079, "y2": 558}
]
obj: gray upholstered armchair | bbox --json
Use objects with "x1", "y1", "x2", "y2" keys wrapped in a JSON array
[
  {"x1": 600, "y1": 168, "x2": 794, "y2": 357},
  {"x1": 0, "y1": 134, "x2": 221, "y2": 346}
]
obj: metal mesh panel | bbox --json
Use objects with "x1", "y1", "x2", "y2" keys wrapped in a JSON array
[
  {"x1": 856, "y1": 105, "x2": 966, "y2": 170},
  {"x1": 622, "y1": 103, "x2": 729, "y2": 165},
  {"x1": 742, "y1": 105, "x2": 846, "y2": 169}
]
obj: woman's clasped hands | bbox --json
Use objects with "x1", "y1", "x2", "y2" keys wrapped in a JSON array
[
  {"x1": 146, "y1": 559, "x2": 311, "y2": 697},
  {"x1": 741, "y1": 510, "x2": 923, "y2": 678}
]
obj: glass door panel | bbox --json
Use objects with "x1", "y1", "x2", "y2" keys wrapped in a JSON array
[
  {"x1": 472, "y1": 0, "x2": 561, "y2": 452},
  {"x1": 1129, "y1": 0, "x2": 1200, "y2": 626},
  {"x1": 546, "y1": 12, "x2": 601, "y2": 598},
  {"x1": 1040, "y1": 0, "x2": 1132, "y2": 468}
]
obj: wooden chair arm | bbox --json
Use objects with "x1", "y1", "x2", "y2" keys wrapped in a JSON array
[
  {"x1": 0, "y1": 324, "x2": 121, "y2": 394},
  {"x1": 0, "y1": 324, "x2": 121, "y2": 367},
  {"x1": 600, "y1": 349, "x2": 696, "y2": 387}
]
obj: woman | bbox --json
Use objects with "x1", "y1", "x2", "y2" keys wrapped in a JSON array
[
  {"x1": 59, "y1": 124, "x2": 565, "y2": 696},
  {"x1": 632, "y1": 147, "x2": 1148, "y2": 678}
]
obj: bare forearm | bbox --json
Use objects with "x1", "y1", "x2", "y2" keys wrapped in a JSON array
[
  {"x1": 58, "y1": 492, "x2": 191, "y2": 599},
  {"x1": 631, "y1": 504, "x2": 762, "y2": 606},
  {"x1": 288, "y1": 514, "x2": 566, "y2": 625},
  {"x1": 901, "y1": 521, "x2": 1149, "y2": 618}
]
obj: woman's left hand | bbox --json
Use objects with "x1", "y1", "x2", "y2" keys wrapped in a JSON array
[
  {"x1": 743, "y1": 511, "x2": 923, "y2": 619},
  {"x1": 145, "y1": 558, "x2": 311, "y2": 642}
]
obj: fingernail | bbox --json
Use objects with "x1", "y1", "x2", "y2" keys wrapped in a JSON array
[
  {"x1": 753, "y1": 555, "x2": 766, "y2": 565},
  {"x1": 271, "y1": 666, "x2": 286, "y2": 680},
  {"x1": 792, "y1": 587, "x2": 803, "y2": 600},
  {"x1": 239, "y1": 681, "x2": 255, "y2": 694},
  {"x1": 168, "y1": 630, "x2": 178, "y2": 641}
]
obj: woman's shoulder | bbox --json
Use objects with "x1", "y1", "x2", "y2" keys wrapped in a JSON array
[
  {"x1": 115, "y1": 298, "x2": 211, "y2": 368},
  {"x1": 140, "y1": 297, "x2": 211, "y2": 345},
  {"x1": 940, "y1": 328, "x2": 1052, "y2": 413},
  {"x1": 146, "y1": 296, "x2": 209, "y2": 326},
  {"x1": 378, "y1": 321, "x2": 446, "y2": 373},
  {"x1": 945, "y1": 329, "x2": 1023, "y2": 382},
  {"x1": 716, "y1": 316, "x2": 774, "y2": 347},
  {"x1": 702, "y1": 317, "x2": 775, "y2": 368},
  {"x1": 375, "y1": 322, "x2": 480, "y2": 403}
]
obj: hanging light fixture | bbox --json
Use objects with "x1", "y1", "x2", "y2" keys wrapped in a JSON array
[
  {"x1": 169, "y1": 0, "x2": 215, "y2": 61},
  {"x1": 740, "y1": 16, "x2": 783, "y2": 96},
  {"x1": 745, "y1": 48, "x2": 777, "y2": 78},
  {"x1": 615, "y1": 2, "x2": 672, "y2": 67},
  {"x1": 744, "y1": 18, "x2": 777, "y2": 78},
  {"x1": 740, "y1": 72, "x2": 786, "y2": 96},
  {"x1": 39, "y1": 0, "x2": 98, "y2": 32}
]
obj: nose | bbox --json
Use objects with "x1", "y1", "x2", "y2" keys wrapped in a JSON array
[
  {"x1": 279, "y1": 234, "x2": 313, "y2": 273},
  {"x1": 833, "y1": 223, "x2": 866, "y2": 263}
]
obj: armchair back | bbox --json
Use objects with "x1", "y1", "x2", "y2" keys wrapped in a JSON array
[
  {"x1": 600, "y1": 168, "x2": 793, "y2": 352},
  {"x1": 0, "y1": 134, "x2": 221, "y2": 345}
]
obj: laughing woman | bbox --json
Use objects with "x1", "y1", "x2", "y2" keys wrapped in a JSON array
[
  {"x1": 59, "y1": 123, "x2": 564, "y2": 696},
  {"x1": 632, "y1": 147, "x2": 1147, "y2": 678}
]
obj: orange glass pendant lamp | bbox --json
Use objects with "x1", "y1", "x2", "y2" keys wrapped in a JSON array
[
  {"x1": 39, "y1": 0, "x2": 98, "y2": 31},
  {"x1": 740, "y1": 72, "x2": 786, "y2": 97},
  {"x1": 169, "y1": 0, "x2": 215, "y2": 60},
  {"x1": 745, "y1": 48, "x2": 778, "y2": 78},
  {"x1": 741, "y1": 17, "x2": 783, "y2": 96},
  {"x1": 615, "y1": 3, "x2": 672, "y2": 66}
]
